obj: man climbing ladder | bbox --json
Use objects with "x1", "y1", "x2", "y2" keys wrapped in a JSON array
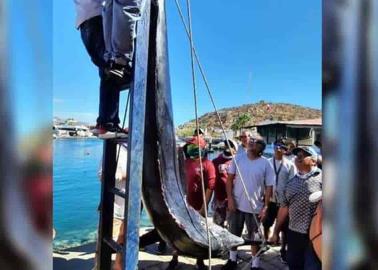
[{"x1": 74, "y1": 0, "x2": 145, "y2": 139}]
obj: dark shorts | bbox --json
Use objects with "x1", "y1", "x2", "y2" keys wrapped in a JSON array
[
  {"x1": 212, "y1": 200, "x2": 227, "y2": 227},
  {"x1": 262, "y1": 202, "x2": 279, "y2": 228},
  {"x1": 228, "y1": 209, "x2": 259, "y2": 241}
]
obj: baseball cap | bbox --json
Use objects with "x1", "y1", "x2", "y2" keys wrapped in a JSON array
[
  {"x1": 292, "y1": 146, "x2": 318, "y2": 158},
  {"x1": 223, "y1": 139, "x2": 238, "y2": 153}
]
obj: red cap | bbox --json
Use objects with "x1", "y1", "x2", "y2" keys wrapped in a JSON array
[{"x1": 186, "y1": 136, "x2": 207, "y2": 148}]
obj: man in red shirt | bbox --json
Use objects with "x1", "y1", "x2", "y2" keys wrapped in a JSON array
[
  {"x1": 167, "y1": 136, "x2": 215, "y2": 270},
  {"x1": 185, "y1": 137, "x2": 216, "y2": 215},
  {"x1": 212, "y1": 139, "x2": 238, "y2": 227}
]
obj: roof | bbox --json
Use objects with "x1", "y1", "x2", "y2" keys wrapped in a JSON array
[{"x1": 247, "y1": 118, "x2": 322, "y2": 128}]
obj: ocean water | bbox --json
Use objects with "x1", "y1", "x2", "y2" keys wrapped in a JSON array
[{"x1": 53, "y1": 139, "x2": 151, "y2": 250}]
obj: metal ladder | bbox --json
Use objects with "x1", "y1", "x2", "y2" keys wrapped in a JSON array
[{"x1": 97, "y1": 1, "x2": 151, "y2": 269}]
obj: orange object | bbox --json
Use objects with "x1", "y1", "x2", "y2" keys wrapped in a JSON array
[{"x1": 309, "y1": 201, "x2": 322, "y2": 261}]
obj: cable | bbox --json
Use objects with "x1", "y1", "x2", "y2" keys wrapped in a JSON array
[
  {"x1": 174, "y1": 0, "x2": 267, "y2": 246},
  {"x1": 185, "y1": 0, "x2": 212, "y2": 267}
]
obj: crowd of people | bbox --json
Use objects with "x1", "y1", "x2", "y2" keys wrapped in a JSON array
[{"x1": 164, "y1": 130, "x2": 322, "y2": 270}]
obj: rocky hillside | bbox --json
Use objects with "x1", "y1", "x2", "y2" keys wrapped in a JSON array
[{"x1": 177, "y1": 101, "x2": 321, "y2": 136}]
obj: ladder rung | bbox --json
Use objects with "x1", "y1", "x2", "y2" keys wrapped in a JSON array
[
  {"x1": 103, "y1": 237, "x2": 123, "y2": 253},
  {"x1": 110, "y1": 187, "x2": 127, "y2": 198}
]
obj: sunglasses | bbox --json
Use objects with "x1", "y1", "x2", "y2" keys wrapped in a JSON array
[
  {"x1": 274, "y1": 144, "x2": 288, "y2": 151},
  {"x1": 239, "y1": 135, "x2": 249, "y2": 138}
]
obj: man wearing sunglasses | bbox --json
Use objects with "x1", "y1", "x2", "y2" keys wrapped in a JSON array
[
  {"x1": 263, "y1": 138, "x2": 296, "y2": 263},
  {"x1": 270, "y1": 146, "x2": 322, "y2": 270},
  {"x1": 223, "y1": 135, "x2": 274, "y2": 270}
]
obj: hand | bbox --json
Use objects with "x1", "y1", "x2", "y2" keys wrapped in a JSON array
[
  {"x1": 227, "y1": 197, "x2": 236, "y2": 212},
  {"x1": 268, "y1": 231, "x2": 279, "y2": 246},
  {"x1": 258, "y1": 206, "x2": 268, "y2": 223}
]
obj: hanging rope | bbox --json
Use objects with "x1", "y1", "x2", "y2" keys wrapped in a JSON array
[
  {"x1": 184, "y1": 0, "x2": 212, "y2": 267},
  {"x1": 174, "y1": 0, "x2": 267, "y2": 246}
]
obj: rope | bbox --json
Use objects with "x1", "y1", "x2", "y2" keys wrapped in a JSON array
[
  {"x1": 184, "y1": 0, "x2": 212, "y2": 267},
  {"x1": 174, "y1": 0, "x2": 267, "y2": 246}
]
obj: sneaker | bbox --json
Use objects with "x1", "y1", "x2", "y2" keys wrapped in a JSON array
[
  {"x1": 251, "y1": 267, "x2": 262, "y2": 270},
  {"x1": 93, "y1": 124, "x2": 128, "y2": 139},
  {"x1": 106, "y1": 62, "x2": 132, "y2": 84},
  {"x1": 221, "y1": 259, "x2": 237, "y2": 270}
]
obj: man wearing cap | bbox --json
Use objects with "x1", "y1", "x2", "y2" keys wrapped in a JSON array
[
  {"x1": 212, "y1": 139, "x2": 238, "y2": 227},
  {"x1": 236, "y1": 130, "x2": 251, "y2": 156},
  {"x1": 270, "y1": 146, "x2": 322, "y2": 270},
  {"x1": 167, "y1": 136, "x2": 215, "y2": 270},
  {"x1": 263, "y1": 138, "x2": 296, "y2": 263},
  {"x1": 222, "y1": 135, "x2": 275, "y2": 270},
  {"x1": 284, "y1": 140, "x2": 297, "y2": 163}
]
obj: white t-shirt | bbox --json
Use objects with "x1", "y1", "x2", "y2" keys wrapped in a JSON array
[
  {"x1": 268, "y1": 157, "x2": 296, "y2": 204},
  {"x1": 228, "y1": 154, "x2": 275, "y2": 214},
  {"x1": 98, "y1": 144, "x2": 127, "y2": 219},
  {"x1": 236, "y1": 144, "x2": 248, "y2": 156},
  {"x1": 74, "y1": 0, "x2": 103, "y2": 28},
  {"x1": 285, "y1": 154, "x2": 296, "y2": 163}
]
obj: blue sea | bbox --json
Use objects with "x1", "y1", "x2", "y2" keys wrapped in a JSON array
[{"x1": 53, "y1": 138, "x2": 151, "y2": 250}]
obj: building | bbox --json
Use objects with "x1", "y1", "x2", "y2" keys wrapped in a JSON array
[{"x1": 244, "y1": 118, "x2": 322, "y2": 146}]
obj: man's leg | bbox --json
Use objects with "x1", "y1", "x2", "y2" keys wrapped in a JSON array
[
  {"x1": 286, "y1": 229, "x2": 308, "y2": 270},
  {"x1": 221, "y1": 210, "x2": 244, "y2": 270},
  {"x1": 245, "y1": 212, "x2": 261, "y2": 269},
  {"x1": 262, "y1": 202, "x2": 277, "y2": 239},
  {"x1": 79, "y1": 16, "x2": 107, "y2": 69},
  {"x1": 304, "y1": 243, "x2": 322, "y2": 270},
  {"x1": 102, "y1": 0, "x2": 114, "y2": 63},
  {"x1": 280, "y1": 217, "x2": 289, "y2": 262},
  {"x1": 111, "y1": 0, "x2": 145, "y2": 67},
  {"x1": 97, "y1": 73, "x2": 121, "y2": 126}
]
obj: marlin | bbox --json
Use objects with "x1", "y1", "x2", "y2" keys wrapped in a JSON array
[{"x1": 141, "y1": 0, "x2": 244, "y2": 258}]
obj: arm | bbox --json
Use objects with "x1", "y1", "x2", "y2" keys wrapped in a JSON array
[
  {"x1": 259, "y1": 185, "x2": 273, "y2": 222},
  {"x1": 268, "y1": 206, "x2": 289, "y2": 244},
  {"x1": 226, "y1": 174, "x2": 236, "y2": 211},
  {"x1": 200, "y1": 188, "x2": 214, "y2": 216},
  {"x1": 273, "y1": 206, "x2": 289, "y2": 235}
]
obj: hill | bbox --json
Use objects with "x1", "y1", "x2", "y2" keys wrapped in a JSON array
[{"x1": 176, "y1": 101, "x2": 321, "y2": 137}]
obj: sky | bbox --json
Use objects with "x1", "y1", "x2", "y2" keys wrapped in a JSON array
[{"x1": 53, "y1": 0, "x2": 321, "y2": 126}]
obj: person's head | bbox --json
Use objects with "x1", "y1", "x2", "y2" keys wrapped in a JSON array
[
  {"x1": 273, "y1": 138, "x2": 288, "y2": 159},
  {"x1": 248, "y1": 135, "x2": 266, "y2": 157},
  {"x1": 186, "y1": 137, "x2": 207, "y2": 160},
  {"x1": 285, "y1": 140, "x2": 296, "y2": 155},
  {"x1": 193, "y1": 128, "x2": 205, "y2": 137},
  {"x1": 292, "y1": 146, "x2": 318, "y2": 173},
  {"x1": 239, "y1": 130, "x2": 251, "y2": 147},
  {"x1": 223, "y1": 139, "x2": 238, "y2": 158}
]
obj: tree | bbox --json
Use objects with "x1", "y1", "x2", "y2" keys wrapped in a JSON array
[{"x1": 231, "y1": 113, "x2": 251, "y2": 133}]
